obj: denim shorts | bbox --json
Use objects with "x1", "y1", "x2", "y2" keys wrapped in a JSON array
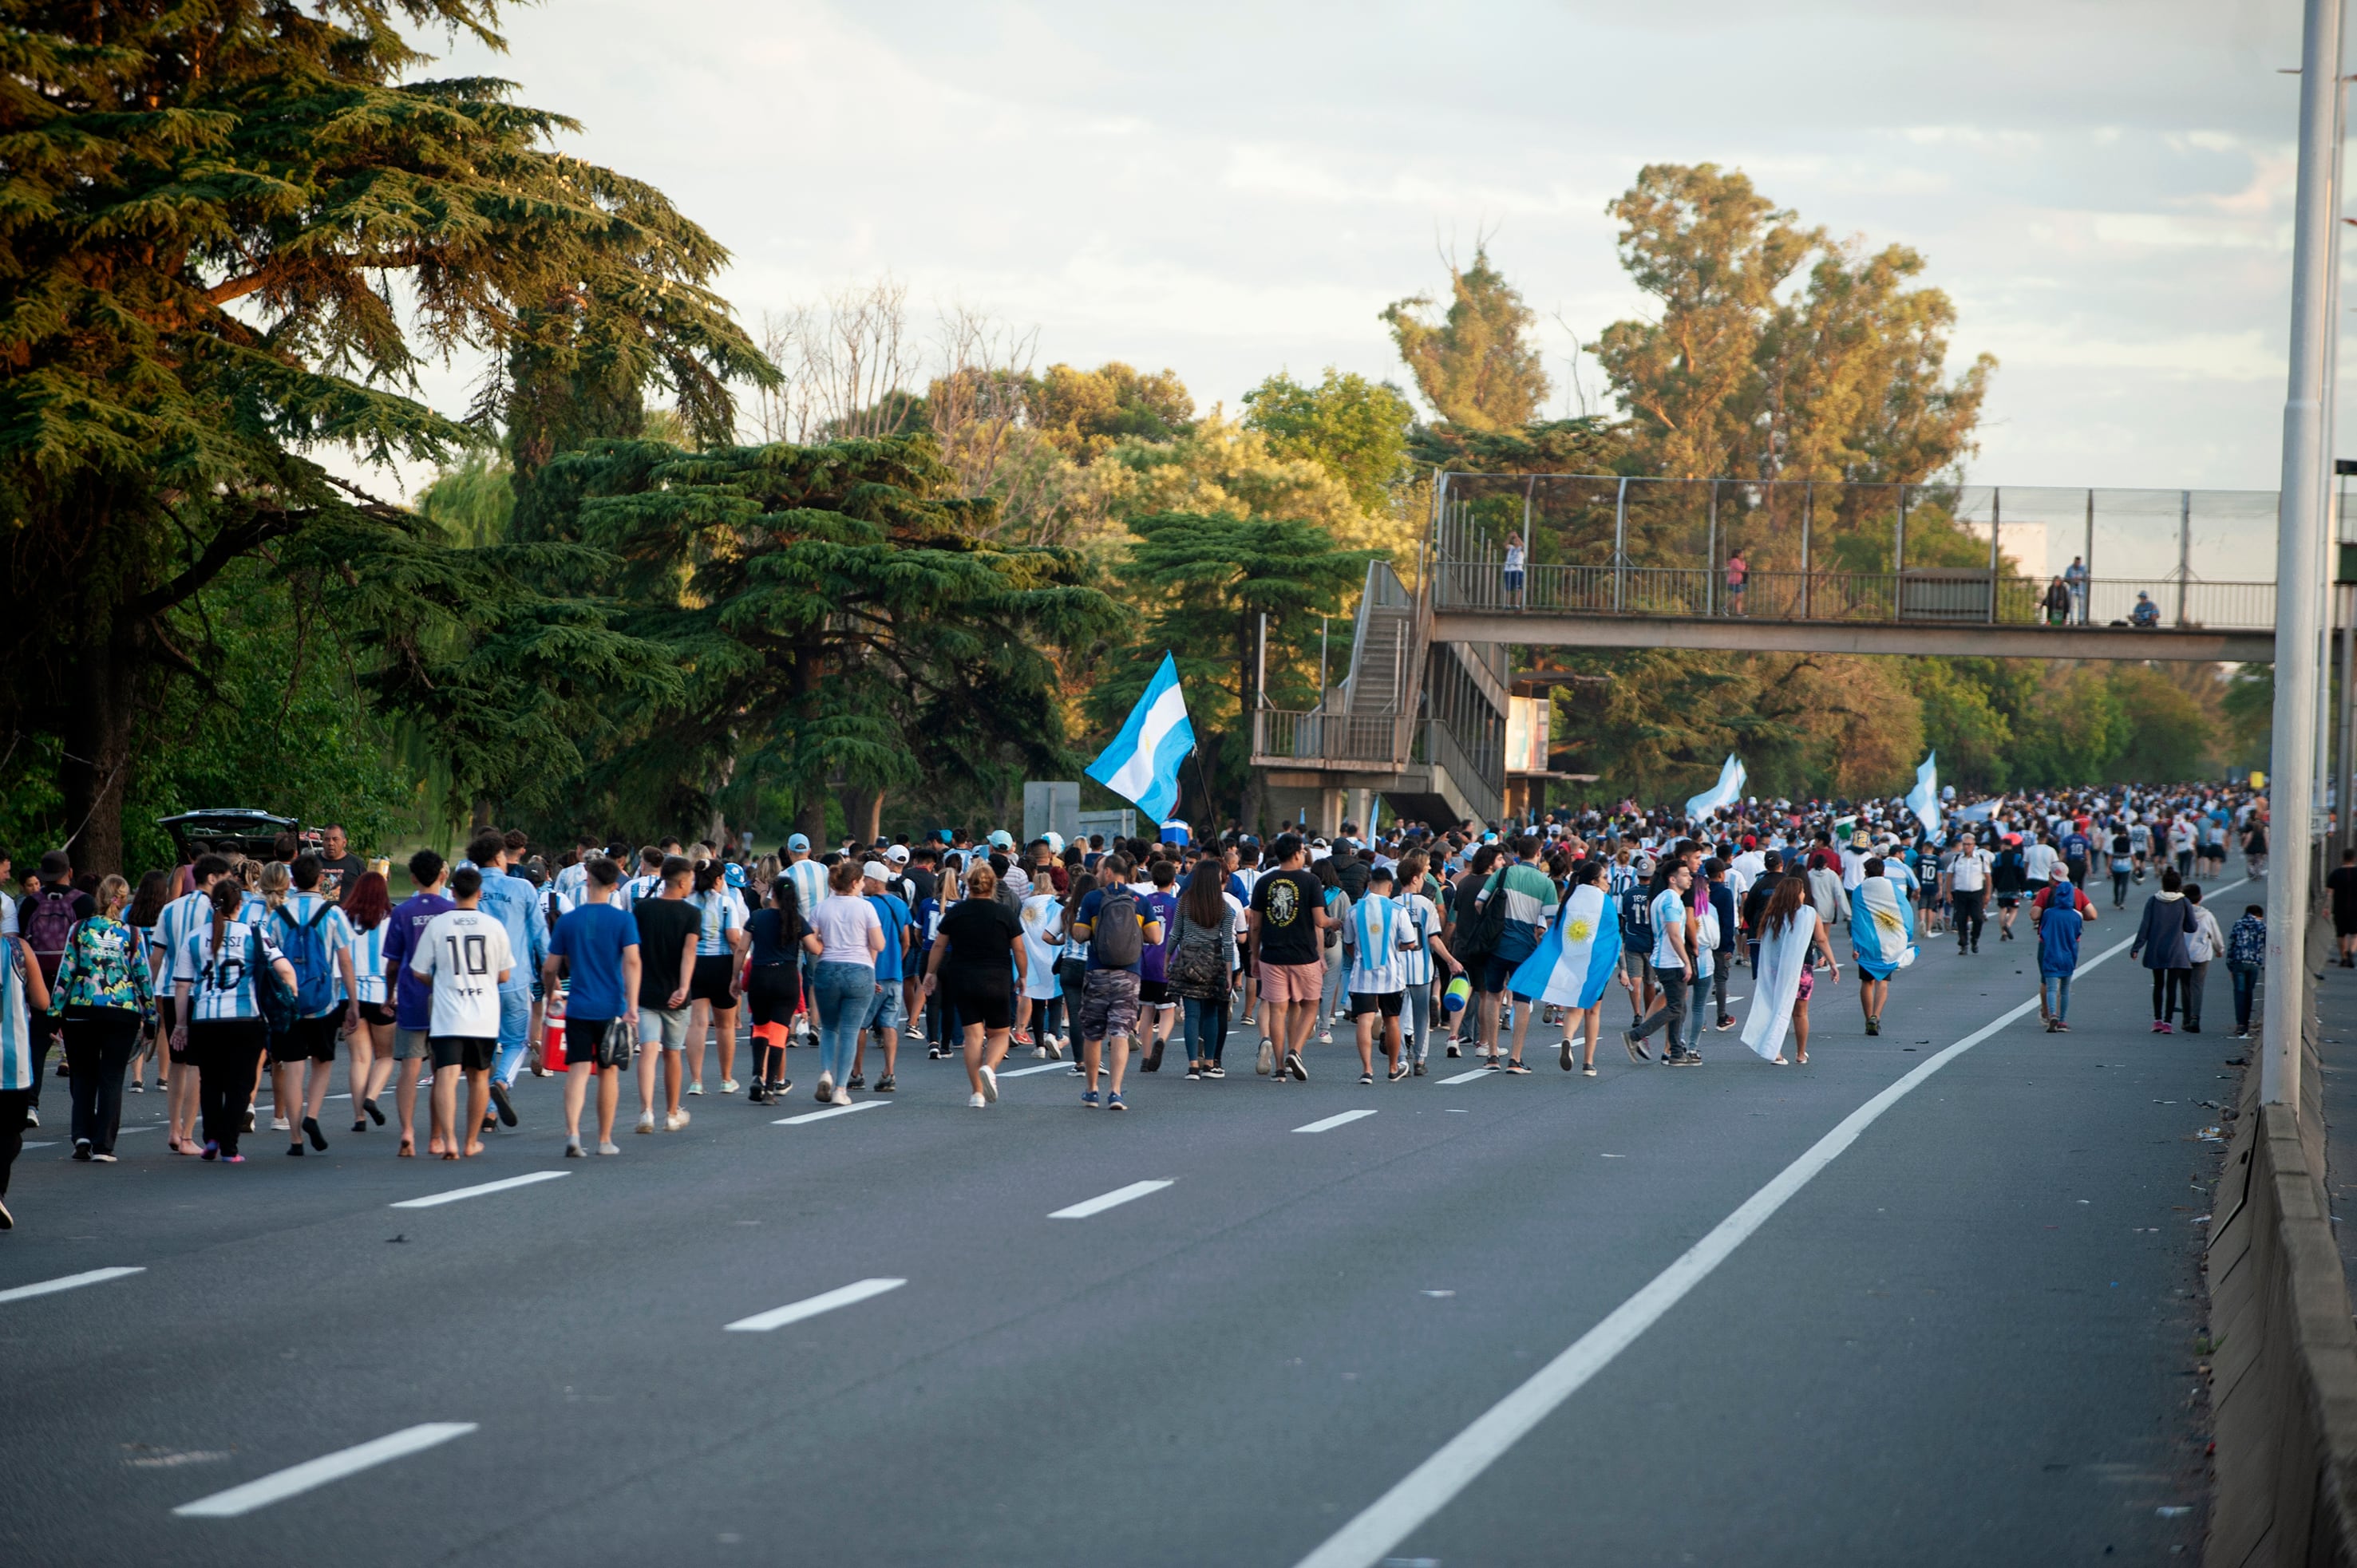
[{"x1": 863, "y1": 986, "x2": 904, "y2": 1033}]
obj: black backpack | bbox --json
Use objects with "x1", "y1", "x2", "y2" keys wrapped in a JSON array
[
  {"x1": 1090, "y1": 888, "x2": 1145, "y2": 968},
  {"x1": 1456, "y1": 871, "x2": 1509, "y2": 963}
]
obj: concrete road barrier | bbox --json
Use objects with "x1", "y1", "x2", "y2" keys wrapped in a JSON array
[{"x1": 2207, "y1": 918, "x2": 2357, "y2": 1566}]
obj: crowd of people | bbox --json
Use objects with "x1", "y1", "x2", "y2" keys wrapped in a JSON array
[{"x1": 0, "y1": 781, "x2": 2272, "y2": 1230}]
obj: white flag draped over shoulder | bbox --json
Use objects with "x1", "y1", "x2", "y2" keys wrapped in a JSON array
[
  {"x1": 1086, "y1": 654, "x2": 1196, "y2": 822},
  {"x1": 1685, "y1": 754, "x2": 1746, "y2": 822}
]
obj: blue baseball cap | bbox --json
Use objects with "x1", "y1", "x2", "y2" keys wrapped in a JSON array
[
  {"x1": 787, "y1": 833, "x2": 810, "y2": 852},
  {"x1": 724, "y1": 862, "x2": 747, "y2": 888}
]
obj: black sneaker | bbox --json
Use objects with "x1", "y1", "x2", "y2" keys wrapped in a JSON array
[
  {"x1": 1560, "y1": 1040, "x2": 1576, "y2": 1072},
  {"x1": 1445, "y1": 1043, "x2": 1461, "y2": 1059},
  {"x1": 1582, "y1": 1062, "x2": 1598, "y2": 1077},
  {"x1": 1412, "y1": 1060, "x2": 1427, "y2": 1076},
  {"x1": 1502, "y1": 1060, "x2": 1530, "y2": 1075},
  {"x1": 1623, "y1": 1030, "x2": 1649, "y2": 1064},
  {"x1": 1358, "y1": 1072, "x2": 1374, "y2": 1085},
  {"x1": 875, "y1": 1073, "x2": 896, "y2": 1093},
  {"x1": 489, "y1": 1082, "x2": 518, "y2": 1127},
  {"x1": 1286, "y1": 1051, "x2": 1308, "y2": 1082},
  {"x1": 72, "y1": 1139, "x2": 92, "y2": 1161},
  {"x1": 1388, "y1": 1062, "x2": 1410, "y2": 1082},
  {"x1": 847, "y1": 1072, "x2": 865, "y2": 1090}
]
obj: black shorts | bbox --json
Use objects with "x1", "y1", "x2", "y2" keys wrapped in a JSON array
[
  {"x1": 357, "y1": 1000, "x2": 397, "y2": 1026},
  {"x1": 944, "y1": 974, "x2": 1013, "y2": 1033},
  {"x1": 1995, "y1": 895, "x2": 2021, "y2": 909},
  {"x1": 690, "y1": 954, "x2": 738, "y2": 1006},
  {"x1": 1479, "y1": 954, "x2": 1517, "y2": 994},
  {"x1": 272, "y1": 1004, "x2": 347, "y2": 1063},
  {"x1": 1139, "y1": 978, "x2": 1171, "y2": 1005},
  {"x1": 428, "y1": 1035, "x2": 499, "y2": 1072},
  {"x1": 564, "y1": 1019, "x2": 632, "y2": 1070},
  {"x1": 1350, "y1": 990, "x2": 1403, "y2": 1018},
  {"x1": 744, "y1": 965, "x2": 801, "y2": 1028}
]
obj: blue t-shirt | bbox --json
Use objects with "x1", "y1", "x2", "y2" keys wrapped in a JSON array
[
  {"x1": 2061, "y1": 831, "x2": 2090, "y2": 864},
  {"x1": 2038, "y1": 901, "x2": 2084, "y2": 978},
  {"x1": 550, "y1": 902, "x2": 639, "y2": 1020},
  {"x1": 1076, "y1": 887, "x2": 1155, "y2": 974},
  {"x1": 864, "y1": 892, "x2": 911, "y2": 981},
  {"x1": 383, "y1": 891, "x2": 455, "y2": 1031}
]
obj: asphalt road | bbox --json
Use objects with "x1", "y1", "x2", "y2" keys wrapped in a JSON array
[{"x1": 0, "y1": 889, "x2": 2239, "y2": 1566}]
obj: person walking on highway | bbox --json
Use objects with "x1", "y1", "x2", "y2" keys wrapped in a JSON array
[
  {"x1": 2181, "y1": 883, "x2": 2222, "y2": 1034},
  {"x1": 1623, "y1": 859, "x2": 1699, "y2": 1065},
  {"x1": 2328, "y1": 847, "x2": 2357, "y2": 967},
  {"x1": 2129, "y1": 868, "x2": 2195, "y2": 1033},
  {"x1": 1848, "y1": 857, "x2": 1915, "y2": 1035},
  {"x1": 544, "y1": 857, "x2": 640, "y2": 1155},
  {"x1": 2034, "y1": 870, "x2": 2092, "y2": 1031},
  {"x1": 48, "y1": 874, "x2": 154, "y2": 1163},
  {"x1": 1, "y1": 929, "x2": 54, "y2": 1226},
  {"x1": 1946, "y1": 831, "x2": 1991, "y2": 954},
  {"x1": 919, "y1": 862, "x2": 1026, "y2": 1109},
  {"x1": 1743, "y1": 873, "x2": 1837, "y2": 1066},
  {"x1": 2226, "y1": 903, "x2": 2265, "y2": 1040}
]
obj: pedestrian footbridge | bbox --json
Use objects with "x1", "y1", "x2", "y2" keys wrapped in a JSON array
[{"x1": 1251, "y1": 472, "x2": 2289, "y2": 827}]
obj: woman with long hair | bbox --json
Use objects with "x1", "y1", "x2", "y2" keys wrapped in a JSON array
[
  {"x1": 920, "y1": 863, "x2": 1026, "y2": 1108},
  {"x1": 1742, "y1": 874, "x2": 1838, "y2": 1066},
  {"x1": 743, "y1": 875, "x2": 819, "y2": 1104},
  {"x1": 807, "y1": 859, "x2": 883, "y2": 1104},
  {"x1": 48, "y1": 873, "x2": 156, "y2": 1161},
  {"x1": 1169, "y1": 858, "x2": 1239, "y2": 1078},
  {"x1": 343, "y1": 870, "x2": 397, "y2": 1132},
  {"x1": 169, "y1": 878, "x2": 299, "y2": 1161},
  {"x1": 683, "y1": 859, "x2": 748, "y2": 1096},
  {"x1": 125, "y1": 869, "x2": 172, "y2": 1093}
]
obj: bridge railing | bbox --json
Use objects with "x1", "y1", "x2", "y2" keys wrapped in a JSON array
[
  {"x1": 1252, "y1": 707, "x2": 1411, "y2": 769},
  {"x1": 1431, "y1": 561, "x2": 2275, "y2": 631}
]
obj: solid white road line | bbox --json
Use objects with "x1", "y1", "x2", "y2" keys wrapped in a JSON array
[
  {"x1": 773, "y1": 1101, "x2": 888, "y2": 1126},
  {"x1": 724, "y1": 1278, "x2": 907, "y2": 1332},
  {"x1": 1434, "y1": 1068, "x2": 1492, "y2": 1085},
  {"x1": 0, "y1": 1266, "x2": 144, "y2": 1305},
  {"x1": 1288, "y1": 905, "x2": 2189, "y2": 1568},
  {"x1": 1050, "y1": 1179, "x2": 1173, "y2": 1219},
  {"x1": 1295, "y1": 1109, "x2": 1379, "y2": 1133},
  {"x1": 388, "y1": 1171, "x2": 569, "y2": 1210},
  {"x1": 172, "y1": 1423, "x2": 477, "y2": 1518},
  {"x1": 996, "y1": 1061, "x2": 1074, "y2": 1079}
]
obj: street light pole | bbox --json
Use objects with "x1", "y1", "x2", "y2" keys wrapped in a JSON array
[{"x1": 2264, "y1": 0, "x2": 2345, "y2": 1111}]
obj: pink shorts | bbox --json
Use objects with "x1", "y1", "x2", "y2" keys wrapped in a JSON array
[
  {"x1": 1796, "y1": 970, "x2": 1814, "y2": 1002},
  {"x1": 1257, "y1": 960, "x2": 1326, "y2": 1004}
]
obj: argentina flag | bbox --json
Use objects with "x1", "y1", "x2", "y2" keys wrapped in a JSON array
[
  {"x1": 1849, "y1": 878, "x2": 1917, "y2": 978},
  {"x1": 1506, "y1": 883, "x2": 1623, "y2": 1007},
  {"x1": 1086, "y1": 653, "x2": 1196, "y2": 822}
]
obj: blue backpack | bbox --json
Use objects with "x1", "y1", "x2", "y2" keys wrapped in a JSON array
[{"x1": 275, "y1": 902, "x2": 339, "y2": 1017}]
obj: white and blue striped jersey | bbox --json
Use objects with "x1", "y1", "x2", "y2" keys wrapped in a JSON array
[
  {"x1": 179, "y1": 919, "x2": 287, "y2": 1023},
  {"x1": 689, "y1": 887, "x2": 744, "y2": 958},
  {"x1": 153, "y1": 889, "x2": 214, "y2": 988},
  {"x1": 618, "y1": 872, "x2": 662, "y2": 911},
  {"x1": 349, "y1": 916, "x2": 391, "y2": 1005},
  {"x1": 1398, "y1": 893, "x2": 1441, "y2": 987},
  {"x1": 783, "y1": 859, "x2": 829, "y2": 921},
  {"x1": 0, "y1": 942, "x2": 33, "y2": 1090},
  {"x1": 1344, "y1": 893, "x2": 1412, "y2": 994}
]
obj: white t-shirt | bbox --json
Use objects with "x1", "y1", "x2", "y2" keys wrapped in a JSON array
[
  {"x1": 409, "y1": 908, "x2": 514, "y2": 1039},
  {"x1": 1948, "y1": 848, "x2": 1991, "y2": 894},
  {"x1": 2022, "y1": 843, "x2": 2057, "y2": 884},
  {"x1": 811, "y1": 894, "x2": 881, "y2": 967}
]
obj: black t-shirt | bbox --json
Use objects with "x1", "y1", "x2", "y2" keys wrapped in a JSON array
[
  {"x1": 2331, "y1": 865, "x2": 2357, "y2": 919},
  {"x1": 1251, "y1": 867, "x2": 1326, "y2": 966},
  {"x1": 633, "y1": 898, "x2": 701, "y2": 1006},
  {"x1": 319, "y1": 852, "x2": 369, "y2": 902},
  {"x1": 939, "y1": 899, "x2": 1023, "y2": 984},
  {"x1": 745, "y1": 908, "x2": 809, "y2": 968},
  {"x1": 1739, "y1": 881, "x2": 1774, "y2": 938},
  {"x1": 905, "y1": 866, "x2": 939, "y2": 909}
]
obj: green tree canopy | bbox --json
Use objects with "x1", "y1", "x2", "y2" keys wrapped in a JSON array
[
  {"x1": 1594, "y1": 164, "x2": 1993, "y2": 484},
  {"x1": 0, "y1": 0, "x2": 769, "y2": 870},
  {"x1": 1382, "y1": 243, "x2": 1550, "y2": 432},
  {"x1": 535, "y1": 433, "x2": 1116, "y2": 843},
  {"x1": 1240, "y1": 368, "x2": 1414, "y2": 515}
]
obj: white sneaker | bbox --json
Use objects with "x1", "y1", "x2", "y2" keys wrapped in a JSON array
[
  {"x1": 980, "y1": 1065, "x2": 999, "y2": 1104},
  {"x1": 664, "y1": 1109, "x2": 690, "y2": 1132},
  {"x1": 1033, "y1": 1044, "x2": 1047, "y2": 1059},
  {"x1": 816, "y1": 1071, "x2": 834, "y2": 1102},
  {"x1": 967, "y1": 1091, "x2": 987, "y2": 1108},
  {"x1": 832, "y1": 1089, "x2": 854, "y2": 1107},
  {"x1": 271, "y1": 1116, "x2": 291, "y2": 1132},
  {"x1": 719, "y1": 1078, "x2": 738, "y2": 1095},
  {"x1": 635, "y1": 1110, "x2": 655, "y2": 1135},
  {"x1": 597, "y1": 1140, "x2": 621, "y2": 1155}
]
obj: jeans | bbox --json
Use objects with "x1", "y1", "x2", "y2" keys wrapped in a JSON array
[
  {"x1": 1181, "y1": 996, "x2": 1220, "y2": 1064},
  {"x1": 492, "y1": 990, "x2": 533, "y2": 1087},
  {"x1": 2184, "y1": 961, "x2": 2208, "y2": 1030},
  {"x1": 64, "y1": 1005, "x2": 140, "y2": 1154},
  {"x1": 1686, "y1": 963, "x2": 1729, "y2": 1048},
  {"x1": 811, "y1": 962, "x2": 875, "y2": 1085},
  {"x1": 1405, "y1": 982, "x2": 1433, "y2": 1059},
  {"x1": 2151, "y1": 967, "x2": 2187, "y2": 1022},
  {"x1": 1320, "y1": 946, "x2": 1347, "y2": 1022},
  {"x1": 2112, "y1": 871, "x2": 2130, "y2": 907},
  {"x1": 2041, "y1": 973, "x2": 2072, "y2": 1024},
  {"x1": 1631, "y1": 966, "x2": 1690, "y2": 1049},
  {"x1": 2229, "y1": 965, "x2": 2259, "y2": 1032}
]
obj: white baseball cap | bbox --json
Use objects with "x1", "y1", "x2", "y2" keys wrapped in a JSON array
[
  {"x1": 885, "y1": 845, "x2": 910, "y2": 864},
  {"x1": 862, "y1": 860, "x2": 890, "y2": 882}
]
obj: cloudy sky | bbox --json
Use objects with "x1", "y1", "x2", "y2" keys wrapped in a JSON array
[{"x1": 406, "y1": 0, "x2": 2334, "y2": 496}]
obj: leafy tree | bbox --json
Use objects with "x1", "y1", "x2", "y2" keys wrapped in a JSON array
[
  {"x1": 2106, "y1": 664, "x2": 2217, "y2": 783},
  {"x1": 1406, "y1": 416, "x2": 1635, "y2": 476},
  {"x1": 1241, "y1": 369, "x2": 1414, "y2": 515},
  {"x1": 1027, "y1": 362, "x2": 1194, "y2": 461},
  {"x1": 1594, "y1": 164, "x2": 1992, "y2": 484},
  {"x1": 2221, "y1": 664, "x2": 2272, "y2": 772},
  {"x1": 1382, "y1": 243, "x2": 1550, "y2": 432},
  {"x1": 417, "y1": 452, "x2": 516, "y2": 549},
  {"x1": 1904, "y1": 657, "x2": 2021, "y2": 792},
  {"x1": 536, "y1": 433, "x2": 1116, "y2": 845},
  {"x1": 1093, "y1": 513, "x2": 1374, "y2": 831},
  {"x1": 1076, "y1": 412, "x2": 1383, "y2": 555},
  {"x1": 0, "y1": 0, "x2": 769, "y2": 871}
]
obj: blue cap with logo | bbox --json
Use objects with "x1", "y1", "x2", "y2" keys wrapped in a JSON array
[{"x1": 787, "y1": 833, "x2": 810, "y2": 853}]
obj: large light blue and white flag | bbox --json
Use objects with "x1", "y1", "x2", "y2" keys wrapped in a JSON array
[
  {"x1": 1507, "y1": 883, "x2": 1623, "y2": 1008},
  {"x1": 1086, "y1": 653, "x2": 1196, "y2": 822},
  {"x1": 1904, "y1": 752, "x2": 1940, "y2": 835},
  {"x1": 1685, "y1": 754, "x2": 1746, "y2": 822},
  {"x1": 1849, "y1": 879, "x2": 1917, "y2": 979}
]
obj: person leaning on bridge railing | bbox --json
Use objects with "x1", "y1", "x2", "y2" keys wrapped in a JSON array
[{"x1": 2042, "y1": 576, "x2": 2071, "y2": 626}]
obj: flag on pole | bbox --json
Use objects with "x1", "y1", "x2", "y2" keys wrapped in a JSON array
[
  {"x1": 1904, "y1": 752, "x2": 1940, "y2": 835},
  {"x1": 1086, "y1": 654, "x2": 1196, "y2": 822},
  {"x1": 1684, "y1": 754, "x2": 1746, "y2": 822}
]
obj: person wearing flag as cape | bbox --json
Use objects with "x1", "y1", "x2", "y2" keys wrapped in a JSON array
[
  {"x1": 1742, "y1": 872, "x2": 1838, "y2": 1067},
  {"x1": 1849, "y1": 855, "x2": 1916, "y2": 1035},
  {"x1": 1506, "y1": 859, "x2": 1628, "y2": 1076}
]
